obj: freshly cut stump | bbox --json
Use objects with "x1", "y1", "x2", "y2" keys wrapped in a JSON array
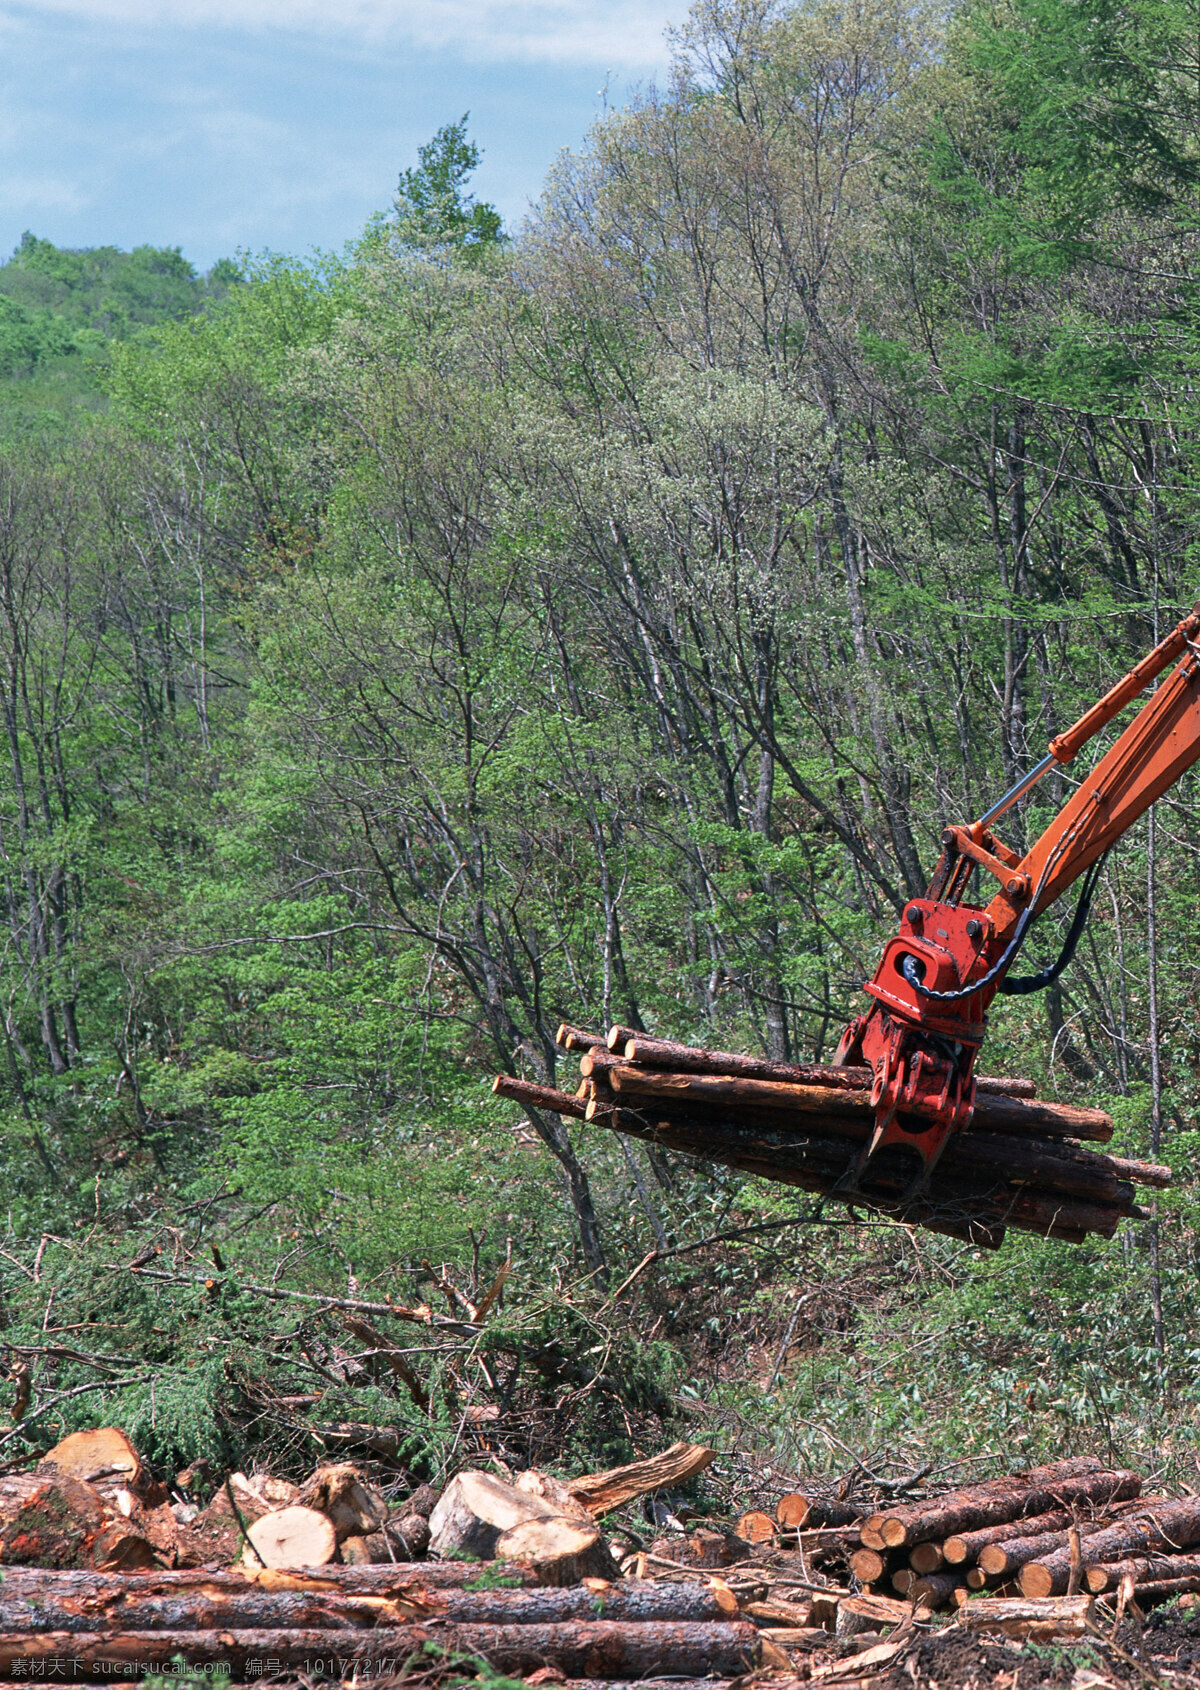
[
  {"x1": 39, "y1": 1429, "x2": 152, "y2": 1500},
  {"x1": 243, "y1": 1506, "x2": 338, "y2": 1569},
  {"x1": 496, "y1": 1516, "x2": 619, "y2": 1586},
  {"x1": 429, "y1": 1471, "x2": 562, "y2": 1562},
  {"x1": 296, "y1": 1464, "x2": 385, "y2": 1542}
]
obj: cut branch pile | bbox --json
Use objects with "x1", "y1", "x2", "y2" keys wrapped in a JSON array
[{"x1": 494, "y1": 1025, "x2": 1173, "y2": 1247}]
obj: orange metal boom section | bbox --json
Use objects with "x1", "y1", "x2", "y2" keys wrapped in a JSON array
[{"x1": 836, "y1": 606, "x2": 1200, "y2": 1189}]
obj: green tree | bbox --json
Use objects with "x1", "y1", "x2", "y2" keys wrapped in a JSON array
[{"x1": 394, "y1": 116, "x2": 505, "y2": 257}]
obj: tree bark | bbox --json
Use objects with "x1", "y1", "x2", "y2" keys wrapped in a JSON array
[
  {"x1": 1086, "y1": 1549, "x2": 1200, "y2": 1594},
  {"x1": 944, "y1": 1507, "x2": 1081, "y2": 1564},
  {"x1": 1020, "y1": 1498, "x2": 1200, "y2": 1597},
  {"x1": 0, "y1": 1620, "x2": 760, "y2": 1679},
  {"x1": 861, "y1": 1459, "x2": 1108, "y2": 1550}
]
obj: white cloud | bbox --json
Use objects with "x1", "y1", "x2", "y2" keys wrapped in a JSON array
[
  {"x1": 6, "y1": 0, "x2": 677, "y2": 67},
  {"x1": 0, "y1": 171, "x2": 85, "y2": 214}
]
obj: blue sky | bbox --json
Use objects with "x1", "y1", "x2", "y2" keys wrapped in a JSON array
[{"x1": 0, "y1": 1, "x2": 680, "y2": 272}]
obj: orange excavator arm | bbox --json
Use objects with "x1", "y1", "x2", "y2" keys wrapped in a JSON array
[{"x1": 836, "y1": 604, "x2": 1200, "y2": 1192}]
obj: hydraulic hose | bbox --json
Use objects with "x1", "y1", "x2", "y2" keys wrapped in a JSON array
[{"x1": 899, "y1": 852, "x2": 1106, "y2": 1003}]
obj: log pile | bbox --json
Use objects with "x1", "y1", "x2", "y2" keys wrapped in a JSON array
[
  {"x1": 835, "y1": 1455, "x2": 1200, "y2": 1616},
  {"x1": 0, "y1": 1565, "x2": 761, "y2": 1680},
  {"x1": 493, "y1": 1025, "x2": 1174, "y2": 1247},
  {"x1": 12, "y1": 1427, "x2": 1200, "y2": 1680}
]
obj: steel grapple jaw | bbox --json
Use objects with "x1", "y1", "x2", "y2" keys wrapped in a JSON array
[{"x1": 833, "y1": 884, "x2": 1005, "y2": 1198}]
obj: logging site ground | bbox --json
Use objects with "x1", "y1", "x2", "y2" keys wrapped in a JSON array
[{"x1": 4, "y1": 0, "x2": 1200, "y2": 1684}]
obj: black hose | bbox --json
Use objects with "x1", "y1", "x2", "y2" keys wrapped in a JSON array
[
  {"x1": 899, "y1": 897, "x2": 1040, "y2": 1003},
  {"x1": 997, "y1": 853, "x2": 1107, "y2": 996},
  {"x1": 898, "y1": 852, "x2": 1107, "y2": 1004}
]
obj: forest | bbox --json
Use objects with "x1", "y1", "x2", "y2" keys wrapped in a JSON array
[{"x1": 0, "y1": 0, "x2": 1198, "y2": 1499}]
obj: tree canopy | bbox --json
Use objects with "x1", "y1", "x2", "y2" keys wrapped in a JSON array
[{"x1": 0, "y1": 23, "x2": 1196, "y2": 1484}]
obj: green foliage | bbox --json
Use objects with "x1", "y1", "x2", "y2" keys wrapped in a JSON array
[
  {"x1": 394, "y1": 117, "x2": 506, "y2": 257},
  {"x1": 0, "y1": 0, "x2": 1199, "y2": 1494}
]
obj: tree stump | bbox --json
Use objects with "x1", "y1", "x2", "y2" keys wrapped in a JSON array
[{"x1": 242, "y1": 1506, "x2": 338, "y2": 1569}]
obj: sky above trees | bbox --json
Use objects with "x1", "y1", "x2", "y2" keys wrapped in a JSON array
[{"x1": 0, "y1": 0, "x2": 676, "y2": 265}]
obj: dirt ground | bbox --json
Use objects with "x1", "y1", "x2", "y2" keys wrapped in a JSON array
[{"x1": 862, "y1": 1602, "x2": 1200, "y2": 1688}]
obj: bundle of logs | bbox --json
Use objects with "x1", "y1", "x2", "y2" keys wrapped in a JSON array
[
  {"x1": 0, "y1": 1564, "x2": 760, "y2": 1682},
  {"x1": 839, "y1": 1455, "x2": 1200, "y2": 1612},
  {"x1": 493, "y1": 1025, "x2": 1174, "y2": 1247}
]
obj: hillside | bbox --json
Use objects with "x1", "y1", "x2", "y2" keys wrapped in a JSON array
[
  {"x1": 0, "y1": 0, "x2": 1196, "y2": 1524},
  {"x1": 0, "y1": 232, "x2": 240, "y2": 428}
]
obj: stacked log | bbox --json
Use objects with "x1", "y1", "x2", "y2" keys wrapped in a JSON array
[
  {"x1": 493, "y1": 1025, "x2": 1173, "y2": 1246},
  {"x1": 826, "y1": 1458, "x2": 1200, "y2": 1616},
  {"x1": 0, "y1": 1566, "x2": 760, "y2": 1681}
]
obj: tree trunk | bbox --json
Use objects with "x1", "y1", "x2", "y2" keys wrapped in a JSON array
[{"x1": 0, "y1": 1620, "x2": 760, "y2": 1679}]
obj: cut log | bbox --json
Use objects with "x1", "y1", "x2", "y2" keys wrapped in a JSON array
[
  {"x1": 231, "y1": 1473, "x2": 300, "y2": 1511},
  {"x1": 776, "y1": 1494, "x2": 861, "y2": 1530},
  {"x1": 428, "y1": 1470, "x2": 562, "y2": 1561},
  {"x1": 604, "y1": 1063, "x2": 1113, "y2": 1143},
  {"x1": 503, "y1": 1070, "x2": 1137, "y2": 1246},
  {"x1": 849, "y1": 1549, "x2": 888, "y2": 1584},
  {"x1": 1019, "y1": 1497, "x2": 1200, "y2": 1597},
  {"x1": 597, "y1": 1102, "x2": 1130, "y2": 1245},
  {"x1": 955, "y1": 1593, "x2": 1095, "y2": 1639},
  {"x1": 0, "y1": 1620, "x2": 760, "y2": 1680},
  {"x1": 242, "y1": 1506, "x2": 338, "y2": 1569},
  {"x1": 944, "y1": 1507, "x2": 1079, "y2": 1564},
  {"x1": 405, "y1": 1482, "x2": 441, "y2": 1518},
  {"x1": 495, "y1": 1517, "x2": 619, "y2": 1586},
  {"x1": 203, "y1": 1471, "x2": 300, "y2": 1549},
  {"x1": 339, "y1": 1534, "x2": 390, "y2": 1565},
  {"x1": 865, "y1": 1460, "x2": 1133, "y2": 1549},
  {"x1": 909, "y1": 1541, "x2": 944, "y2": 1575},
  {"x1": 556, "y1": 1023, "x2": 605, "y2": 1051},
  {"x1": 439, "y1": 1581, "x2": 743, "y2": 1624},
  {"x1": 0, "y1": 1582, "x2": 437, "y2": 1631},
  {"x1": 296, "y1": 1463, "x2": 387, "y2": 1542},
  {"x1": 838, "y1": 1593, "x2": 919, "y2": 1627},
  {"x1": 1085, "y1": 1549, "x2": 1200, "y2": 1594},
  {"x1": 1125, "y1": 1575, "x2": 1200, "y2": 1603},
  {"x1": 861, "y1": 1462, "x2": 1109, "y2": 1550},
  {"x1": 909, "y1": 1572, "x2": 969, "y2": 1609},
  {"x1": 39, "y1": 1429, "x2": 164, "y2": 1507},
  {"x1": 776, "y1": 1494, "x2": 810, "y2": 1529},
  {"x1": 0, "y1": 1473, "x2": 156, "y2": 1571},
  {"x1": 388, "y1": 1512, "x2": 430, "y2": 1557},
  {"x1": 650, "y1": 1530, "x2": 751, "y2": 1569},
  {"x1": 1103, "y1": 1155, "x2": 1173, "y2": 1189},
  {"x1": 609, "y1": 1030, "x2": 1035, "y2": 1100},
  {"x1": 493, "y1": 1074, "x2": 590, "y2": 1122},
  {"x1": 891, "y1": 1569, "x2": 915, "y2": 1595},
  {"x1": 736, "y1": 1512, "x2": 776, "y2": 1545},
  {"x1": 568, "y1": 1441, "x2": 715, "y2": 1513},
  {"x1": 744, "y1": 1596, "x2": 813, "y2": 1626},
  {"x1": 978, "y1": 1511, "x2": 1138, "y2": 1579},
  {"x1": 616, "y1": 1034, "x2": 879, "y2": 1091},
  {"x1": 0, "y1": 1563, "x2": 553, "y2": 1602}
]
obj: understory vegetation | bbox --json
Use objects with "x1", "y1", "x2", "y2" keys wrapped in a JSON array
[{"x1": 1, "y1": 0, "x2": 1199, "y2": 1497}]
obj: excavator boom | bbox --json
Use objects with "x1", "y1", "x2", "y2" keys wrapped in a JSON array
[{"x1": 836, "y1": 605, "x2": 1200, "y2": 1190}]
